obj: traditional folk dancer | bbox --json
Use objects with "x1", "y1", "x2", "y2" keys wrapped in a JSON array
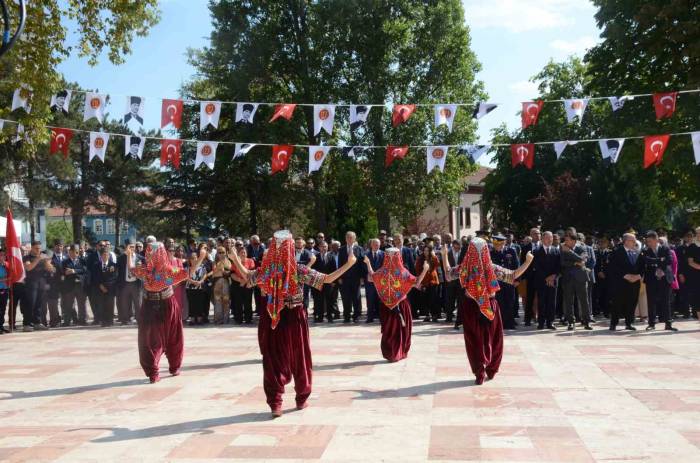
[
  {"x1": 228, "y1": 230, "x2": 357, "y2": 418},
  {"x1": 363, "y1": 248, "x2": 429, "y2": 362},
  {"x1": 441, "y1": 238, "x2": 533, "y2": 384},
  {"x1": 127, "y1": 241, "x2": 190, "y2": 384}
]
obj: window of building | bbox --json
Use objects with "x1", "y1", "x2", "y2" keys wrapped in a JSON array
[
  {"x1": 106, "y1": 219, "x2": 115, "y2": 235},
  {"x1": 93, "y1": 219, "x2": 103, "y2": 235},
  {"x1": 465, "y1": 208, "x2": 472, "y2": 228},
  {"x1": 121, "y1": 221, "x2": 129, "y2": 232},
  {"x1": 458, "y1": 207, "x2": 464, "y2": 228}
]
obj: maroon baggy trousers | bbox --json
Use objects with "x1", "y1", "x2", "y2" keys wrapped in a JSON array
[{"x1": 137, "y1": 295, "x2": 184, "y2": 379}]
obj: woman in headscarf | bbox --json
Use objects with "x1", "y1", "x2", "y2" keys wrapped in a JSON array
[
  {"x1": 441, "y1": 238, "x2": 533, "y2": 384},
  {"x1": 363, "y1": 248, "x2": 430, "y2": 362},
  {"x1": 126, "y1": 241, "x2": 190, "y2": 384},
  {"x1": 228, "y1": 230, "x2": 358, "y2": 418}
]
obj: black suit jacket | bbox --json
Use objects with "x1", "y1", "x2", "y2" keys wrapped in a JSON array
[
  {"x1": 533, "y1": 245, "x2": 560, "y2": 288},
  {"x1": 607, "y1": 246, "x2": 644, "y2": 291},
  {"x1": 61, "y1": 256, "x2": 88, "y2": 291},
  {"x1": 640, "y1": 245, "x2": 673, "y2": 286},
  {"x1": 246, "y1": 244, "x2": 265, "y2": 268},
  {"x1": 116, "y1": 253, "x2": 142, "y2": 288},
  {"x1": 338, "y1": 244, "x2": 365, "y2": 284}
]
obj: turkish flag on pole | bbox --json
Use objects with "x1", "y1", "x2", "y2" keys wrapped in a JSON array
[
  {"x1": 392, "y1": 104, "x2": 416, "y2": 127},
  {"x1": 385, "y1": 145, "x2": 409, "y2": 167},
  {"x1": 511, "y1": 143, "x2": 535, "y2": 169},
  {"x1": 643, "y1": 135, "x2": 670, "y2": 168},
  {"x1": 521, "y1": 100, "x2": 544, "y2": 129},
  {"x1": 652, "y1": 92, "x2": 677, "y2": 120},
  {"x1": 4, "y1": 209, "x2": 25, "y2": 285},
  {"x1": 270, "y1": 104, "x2": 297, "y2": 122},
  {"x1": 161, "y1": 99, "x2": 184, "y2": 129},
  {"x1": 49, "y1": 128, "x2": 74, "y2": 158},
  {"x1": 160, "y1": 139, "x2": 182, "y2": 169},
  {"x1": 271, "y1": 145, "x2": 294, "y2": 174}
]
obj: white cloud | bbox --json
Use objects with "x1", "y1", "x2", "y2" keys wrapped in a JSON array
[
  {"x1": 508, "y1": 80, "x2": 539, "y2": 97},
  {"x1": 463, "y1": 0, "x2": 595, "y2": 33},
  {"x1": 550, "y1": 35, "x2": 598, "y2": 55}
]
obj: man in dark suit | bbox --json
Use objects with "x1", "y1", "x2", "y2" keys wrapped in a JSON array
[
  {"x1": 246, "y1": 235, "x2": 266, "y2": 315},
  {"x1": 92, "y1": 246, "x2": 118, "y2": 327},
  {"x1": 607, "y1": 233, "x2": 643, "y2": 330},
  {"x1": 365, "y1": 239, "x2": 384, "y2": 323},
  {"x1": 593, "y1": 235, "x2": 612, "y2": 318},
  {"x1": 123, "y1": 96, "x2": 143, "y2": 125},
  {"x1": 641, "y1": 230, "x2": 677, "y2": 331},
  {"x1": 60, "y1": 244, "x2": 88, "y2": 326},
  {"x1": 580, "y1": 233, "x2": 597, "y2": 319},
  {"x1": 295, "y1": 236, "x2": 316, "y2": 309},
  {"x1": 326, "y1": 241, "x2": 342, "y2": 320},
  {"x1": 338, "y1": 231, "x2": 365, "y2": 323},
  {"x1": 311, "y1": 240, "x2": 331, "y2": 322},
  {"x1": 445, "y1": 240, "x2": 462, "y2": 324},
  {"x1": 116, "y1": 239, "x2": 142, "y2": 325},
  {"x1": 520, "y1": 227, "x2": 541, "y2": 326},
  {"x1": 560, "y1": 232, "x2": 592, "y2": 331},
  {"x1": 491, "y1": 234, "x2": 520, "y2": 329},
  {"x1": 534, "y1": 231, "x2": 560, "y2": 330},
  {"x1": 46, "y1": 239, "x2": 65, "y2": 327},
  {"x1": 675, "y1": 230, "x2": 694, "y2": 318}
]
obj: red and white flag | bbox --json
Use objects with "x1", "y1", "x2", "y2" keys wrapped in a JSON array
[
  {"x1": 195, "y1": 141, "x2": 218, "y2": 170},
  {"x1": 511, "y1": 143, "x2": 535, "y2": 169},
  {"x1": 89, "y1": 132, "x2": 110, "y2": 162},
  {"x1": 200, "y1": 101, "x2": 222, "y2": 130},
  {"x1": 271, "y1": 145, "x2": 294, "y2": 174},
  {"x1": 50, "y1": 128, "x2": 74, "y2": 158},
  {"x1": 652, "y1": 92, "x2": 677, "y2": 120},
  {"x1": 161, "y1": 139, "x2": 182, "y2": 169},
  {"x1": 644, "y1": 135, "x2": 670, "y2": 168},
  {"x1": 308, "y1": 145, "x2": 330, "y2": 173},
  {"x1": 4, "y1": 208, "x2": 25, "y2": 284},
  {"x1": 270, "y1": 104, "x2": 297, "y2": 122},
  {"x1": 161, "y1": 99, "x2": 183, "y2": 129},
  {"x1": 385, "y1": 145, "x2": 409, "y2": 167},
  {"x1": 521, "y1": 100, "x2": 544, "y2": 129},
  {"x1": 427, "y1": 146, "x2": 448, "y2": 173},
  {"x1": 313, "y1": 105, "x2": 335, "y2": 135},
  {"x1": 84, "y1": 92, "x2": 108, "y2": 123},
  {"x1": 392, "y1": 104, "x2": 415, "y2": 127}
]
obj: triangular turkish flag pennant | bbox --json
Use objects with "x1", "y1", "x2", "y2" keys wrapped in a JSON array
[
  {"x1": 652, "y1": 92, "x2": 677, "y2": 120},
  {"x1": 4, "y1": 208, "x2": 25, "y2": 285},
  {"x1": 511, "y1": 143, "x2": 535, "y2": 169},
  {"x1": 521, "y1": 100, "x2": 544, "y2": 129},
  {"x1": 644, "y1": 135, "x2": 670, "y2": 168},
  {"x1": 200, "y1": 101, "x2": 222, "y2": 130},
  {"x1": 50, "y1": 128, "x2": 74, "y2": 158},
  {"x1": 161, "y1": 99, "x2": 183, "y2": 129},
  {"x1": 313, "y1": 105, "x2": 335, "y2": 135},
  {"x1": 89, "y1": 132, "x2": 110, "y2": 162},
  {"x1": 434, "y1": 104, "x2": 457, "y2": 132},
  {"x1": 691, "y1": 133, "x2": 700, "y2": 165},
  {"x1": 84, "y1": 92, "x2": 108, "y2": 123},
  {"x1": 392, "y1": 104, "x2": 416, "y2": 127},
  {"x1": 271, "y1": 145, "x2": 294, "y2": 174},
  {"x1": 426, "y1": 146, "x2": 448, "y2": 173},
  {"x1": 385, "y1": 145, "x2": 409, "y2": 167},
  {"x1": 161, "y1": 139, "x2": 182, "y2": 169},
  {"x1": 195, "y1": 141, "x2": 218, "y2": 170},
  {"x1": 308, "y1": 146, "x2": 330, "y2": 173},
  {"x1": 270, "y1": 104, "x2": 297, "y2": 122}
]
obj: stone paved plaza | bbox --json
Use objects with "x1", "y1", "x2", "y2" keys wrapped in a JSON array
[{"x1": 2, "y1": 318, "x2": 700, "y2": 462}]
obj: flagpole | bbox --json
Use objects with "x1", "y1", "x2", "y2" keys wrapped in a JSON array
[{"x1": 8, "y1": 285, "x2": 13, "y2": 333}]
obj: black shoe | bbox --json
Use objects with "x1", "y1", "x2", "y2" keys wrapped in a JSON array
[
  {"x1": 536, "y1": 325, "x2": 544, "y2": 330},
  {"x1": 609, "y1": 325, "x2": 617, "y2": 331},
  {"x1": 547, "y1": 324, "x2": 556, "y2": 330},
  {"x1": 327, "y1": 319, "x2": 334, "y2": 323},
  {"x1": 646, "y1": 325, "x2": 655, "y2": 331},
  {"x1": 423, "y1": 316, "x2": 431, "y2": 322},
  {"x1": 584, "y1": 324, "x2": 593, "y2": 331},
  {"x1": 625, "y1": 325, "x2": 637, "y2": 331},
  {"x1": 567, "y1": 323, "x2": 574, "y2": 331},
  {"x1": 524, "y1": 321, "x2": 532, "y2": 327},
  {"x1": 343, "y1": 319, "x2": 350, "y2": 324},
  {"x1": 665, "y1": 323, "x2": 678, "y2": 332},
  {"x1": 61, "y1": 321, "x2": 71, "y2": 327},
  {"x1": 365, "y1": 319, "x2": 374, "y2": 323},
  {"x1": 446, "y1": 317, "x2": 453, "y2": 323}
]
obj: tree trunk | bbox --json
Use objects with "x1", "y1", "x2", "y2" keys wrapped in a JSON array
[{"x1": 248, "y1": 188, "x2": 258, "y2": 234}]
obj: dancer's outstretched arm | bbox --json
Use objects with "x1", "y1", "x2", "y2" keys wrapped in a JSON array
[{"x1": 324, "y1": 251, "x2": 357, "y2": 284}]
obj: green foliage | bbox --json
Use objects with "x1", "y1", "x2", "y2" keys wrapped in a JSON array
[
  {"x1": 163, "y1": 0, "x2": 482, "y2": 238},
  {"x1": 46, "y1": 219, "x2": 74, "y2": 246},
  {"x1": 483, "y1": 0, "x2": 700, "y2": 236}
]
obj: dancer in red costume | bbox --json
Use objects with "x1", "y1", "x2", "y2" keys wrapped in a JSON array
[
  {"x1": 127, "y1": 240, "x2": 191, "y2": 383},
  {"x1": 363, "y1": 248, "x2": 429, "y2": 362},
  {"x1": 228, "y1": 230, "x2": 357, "y2": 418},
  {"x1": 441, "y1": 238, "x2": 533, "y2": 384}
]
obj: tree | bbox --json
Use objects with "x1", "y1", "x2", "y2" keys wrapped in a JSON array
[
  {"x1": 174, "y1": 0, "x2": 482, "y2": 239},
  {"x1": 0, "y1": 1, "x2": 159, "y2": 153}
]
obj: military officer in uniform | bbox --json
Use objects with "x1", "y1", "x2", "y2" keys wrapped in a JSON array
[{"x1": 490, "y1": 234, "x2": 520, "y2": 329}]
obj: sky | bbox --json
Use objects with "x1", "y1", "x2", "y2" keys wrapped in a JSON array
[{"x1": 57, "y1": 0, "x2": 602, "y2": 166}]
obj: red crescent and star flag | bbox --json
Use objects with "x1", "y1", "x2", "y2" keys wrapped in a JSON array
[
  {"x1": 521, "y1": 100, "x2": 544, "y2": 129},
  {"x1": 161, "y1": 99, "x2": 184, "y2": 129},
  {"x1": 161, "y1": 139, "x2": 182, "y2": 169},
  {"x1": 4, "y1": 208, "x2": 25, "y2": 285},
  {"x1": 271, "y1": 144, "x2": 294, "y2": 174},
  {"x1": 511, "y1": 143, "x2": 535, "y2": 169},
  {"x1": 392, "y1": 104, "x2": 416, "y2": 127},
  {"x1": 643, "y1": 135, "x2": 670, "y2": 168},
  {"x1": 270, "y1": 104, "x2": 297, "y2": 122},
  {"x1": 652, "y1": 92, "x2": 677, "y2": 120},
  {"x1": 385, "y1": 145, "x2": 409, "y2": 167},
  {"x1": 49, "y1": 128, "x2": 74, "y2": 158}
]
